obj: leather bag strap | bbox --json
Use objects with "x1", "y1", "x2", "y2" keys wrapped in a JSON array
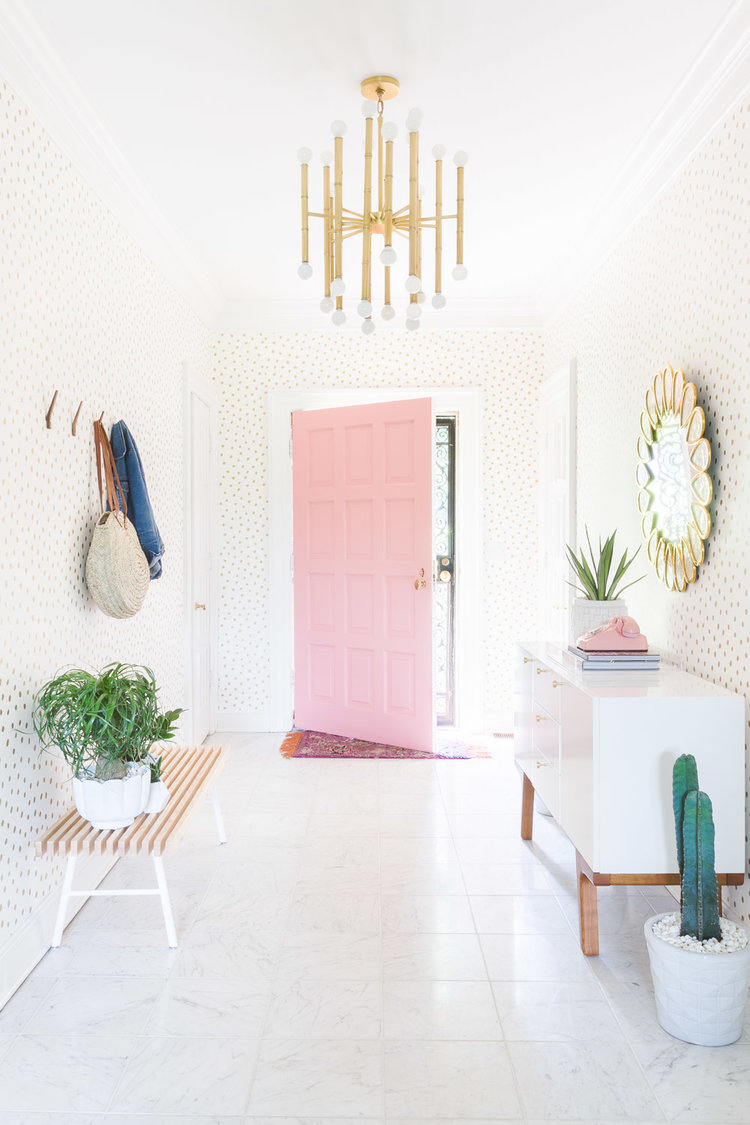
[{"x1": 93, "y1": 420, "x2": 128, "y2": 520}]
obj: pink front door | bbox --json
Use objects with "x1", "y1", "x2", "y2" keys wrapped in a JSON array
[{"x1": 293, "y1": 398, "x2": 433, "y2": 752}]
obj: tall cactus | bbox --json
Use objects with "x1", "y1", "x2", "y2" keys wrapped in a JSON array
[
  {"x1": 671, "y1": 754, "x2": 721, "y2": 942},
  {"x1": 672, "y1": 752, "x2": 699, "y2": 887}
]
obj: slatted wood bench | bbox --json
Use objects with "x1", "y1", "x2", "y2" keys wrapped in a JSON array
[{"x1": 36, "y1": 744, "x2": 227, "y2": 949}]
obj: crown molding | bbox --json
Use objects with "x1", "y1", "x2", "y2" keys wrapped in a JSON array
[
  {"x1": 215, "y1": 296, "x2": 544, "y2": 334},
  {"x1": 0, "y1": 0, "x2": 222, "y2": 328},
  {"x1": 540, "y1": 0, "x2": 750, "y2": 325}
]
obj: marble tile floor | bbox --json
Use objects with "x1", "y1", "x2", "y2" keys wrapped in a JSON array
[{"x1": 1, "y1": 731, "x2": 749, "y2": 1124}]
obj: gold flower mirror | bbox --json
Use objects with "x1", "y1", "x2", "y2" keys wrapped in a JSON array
[{"x1": 636, "y1": 366, "x2": 712, "y2": 592}]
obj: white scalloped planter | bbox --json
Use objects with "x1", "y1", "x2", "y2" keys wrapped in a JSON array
[
  {"x1": 570, "y1": 598, "x2": 625, "y2": 645},
  {"x1": 144, "y1": 780, "x2": 170, "y2": 815},
  {"x1": 71, "y1": 763, "x2": 150, "y2": 829},
  {"x1": 644, "y1": 913, "x2": 750, "y2": 1046}
]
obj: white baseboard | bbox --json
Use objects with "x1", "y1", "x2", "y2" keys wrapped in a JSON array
[
  {"x1": 483, "y1": 709, "x2": 514, "y2": 736},
  {"x1": 215, "y1": 710, "x2": 275, "y2": 732},
  {"x1": 0, "y1": 852, "x2": 116, "y2": 1010}
]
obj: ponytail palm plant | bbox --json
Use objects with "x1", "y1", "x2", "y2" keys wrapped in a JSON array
[
  {"x1": 567, "y1": 527, "x2": 644, "y2": 601},
  {"x1": 33, "y1": 663, "x2": 182, "y2": 782}
]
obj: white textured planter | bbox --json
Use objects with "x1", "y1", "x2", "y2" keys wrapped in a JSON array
[
  {"x1": 71, "y1": 764, "x2": 150, "y2": 830},
  {"x1": 644, "y1": 913, "x2": 750, "y2": 1046},
  {"x1": 145, "y1": 780, "x2": 170, "y2": 815},
  {"x1": 570, "y1": 598, "x2": 626, "y2": 645}
]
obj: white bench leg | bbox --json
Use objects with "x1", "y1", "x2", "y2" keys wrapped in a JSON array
[
  {"x1": 210, "y1": 785, "x2": 227, "y2": 844},
  {"x1": 52, "y1": 854, "x2": 77, "y2": 947},
  {"x1": 153, "y1": 855, "x2": 178, "y2": 948}
]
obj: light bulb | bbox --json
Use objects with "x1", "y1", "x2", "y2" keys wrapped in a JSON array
[
  {"x1": 361, "y1": 101, "x2": 375, "y2": 118},
  {"x1": 320, "y1": 296, "x2": 334, "y2": 313},
  {"x1": 406, "y1": 318, "x2": 420, "y2": 331},
  {"x1": 297, "y1": 146, "x2": 312, "y2": 164},
  {"x1": 405, "y1": 274, "x2": 421, "y2": 294},
  {"x1": 452, "y1": 264, "x2": 468, "y2": 281},
  {"x1": 297, "y1": 262, "x2": 313, "y2": 280},
  {"x1": 432, "y1": 144, "x2": 446, "y2": 160},
  {"x1": 362, "y1": 318, "x2": 375, "y2": 334},
  {"x1": 380, "y1": 245, "x2": 397, "y2": 266},
  {"x1": 417, "y1": 290, "x2": 426, "y2": 303},
  {"x1": 405, "y1": 107, "x2": 423, "y2": 132},
  {"x1": 381, "y1": 304, "x2": 396, "y2": 321},
  {"x1": 330, "y1": 277, "x2": 345, "y2": 297},
  {"x1": 418, "y1": 182, "x2": 425, "y2": 199},
  {"x1": 382, "y1": 122, "x2": 397, "y2": 142},
  {"x1": 432, "y1": 292, "x2": 447, "y2": 309},
  {"x1": 406, "y1": 302, "x2": 422, "y2": 320},
  {"x1": 320, "y1": 149, "x2": 333, "y2": 166},
  {"x1": 357, "y1": 299, "x2": 373, "y2": 318},
  {"x1": 331, "y1": 120, "x2": 348, "y2": 138},
  {"x1": 453, "y1": 150, "x2": 469, "y2": 167},
  {"x1": 331, "y1": 308, "x2": 346, "y2": 326}
]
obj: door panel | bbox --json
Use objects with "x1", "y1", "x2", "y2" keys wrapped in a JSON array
[{"x1": 293, "y1": 397, "x2": 433, "y2": 751}]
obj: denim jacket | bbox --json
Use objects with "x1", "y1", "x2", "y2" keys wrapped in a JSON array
[{"x1": 110, "y1": 420, "x2": 165, "y2": 579}]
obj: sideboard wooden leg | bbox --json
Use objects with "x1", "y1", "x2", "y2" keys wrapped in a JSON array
[
  {"x1": 576, "y1": 851, "x2": 599, "y2": 956},
  {"x1": 521, "y1": 772, "x2": 534, "y2": 840}
]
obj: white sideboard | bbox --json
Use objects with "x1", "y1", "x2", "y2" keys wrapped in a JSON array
[{"x1": 514, "y1": 642, "x2": 745, "y2": 954}]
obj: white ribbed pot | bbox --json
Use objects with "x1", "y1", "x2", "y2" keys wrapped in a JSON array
[
  {"x1": 644, "y1": 913, "x2": 750, "y2": 1046},
  {"x1": 145, "y1": 780, "x2": 170, "y2": 815},
  {"x1": 570, "y1": 598, "x2": 626, "y2": 645},
  {"x1": 71, "y1": 763, "x2": 150, "y2": 830}
]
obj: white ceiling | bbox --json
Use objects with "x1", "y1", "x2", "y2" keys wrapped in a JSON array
[{"x1": 1, "y1": 0, "x2": 749, "y2": 330}]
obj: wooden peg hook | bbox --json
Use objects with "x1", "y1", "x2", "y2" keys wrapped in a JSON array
[
  {"x1": 72, "y1": 401, "x2": 83, "y2": 436},
  {"x1": 45, "y1": 390, "x2": 59, "y2": 429}
]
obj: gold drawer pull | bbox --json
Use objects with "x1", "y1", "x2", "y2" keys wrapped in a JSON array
[
  {"x1": 534, "y1": 714, "x2": 548, "y2": 723},
  {"x1": 523, "y1": 656, "x2": 534, "y2": 664},
  {"x1": 536, "y1": 666, "x2": 549, "y2": 676},
  {"x1": 552, "y1": 679, "x2": 564, "y2": 688},
  {"x1": 535, "y1": 759, "x2": 547, "y2": 768}
]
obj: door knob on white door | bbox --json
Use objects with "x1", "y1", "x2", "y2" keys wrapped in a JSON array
[{"x1": 194, "y1": 602, "x2": 206, "y2": 611}]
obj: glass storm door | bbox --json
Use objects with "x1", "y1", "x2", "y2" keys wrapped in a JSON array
[{"x1": 293, "y1": 398, "x2": 434, "y2": 752}]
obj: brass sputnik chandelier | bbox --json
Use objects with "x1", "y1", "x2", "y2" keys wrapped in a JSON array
[{"x1": 297, "y1": 75, "x2": 467, "y2": 333}]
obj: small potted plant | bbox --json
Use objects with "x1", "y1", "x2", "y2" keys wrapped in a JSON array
[
  {"x1": 33, "y1": 663, "x2": 182, "y2": 830},
  {"x1": 643, "y1": 754, "x2": 750, "y2": 1046},
  {"x1": 566, "y1": 527, "x2": 643, "y2": 642}
]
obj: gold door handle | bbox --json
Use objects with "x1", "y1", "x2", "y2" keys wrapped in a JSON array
[
  {"x1": 194, "y1": 602, "x2": 206, "y2": 611},
  {"x1": 414, "y1": 567, "x2": 426, "y2": 590}
]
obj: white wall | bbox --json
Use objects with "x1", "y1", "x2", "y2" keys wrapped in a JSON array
[
  {"x1": 212, "y1": 330, "x2": 544, "y2": 733},
  {"x1": 0, "y1": 77, "x2": 211, "y2": 1000},
  {"x1": 547, "y1": 97, "x2": 750, "y2": 921}
]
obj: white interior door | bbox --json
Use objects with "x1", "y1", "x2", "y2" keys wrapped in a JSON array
[{"x1": 539, "y1": 361, "x2": 576, "y2": 643}]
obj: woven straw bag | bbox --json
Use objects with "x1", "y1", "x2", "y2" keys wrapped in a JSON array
[{"x1": 85, "y1": 420, "x2": 149, "y2": 618}]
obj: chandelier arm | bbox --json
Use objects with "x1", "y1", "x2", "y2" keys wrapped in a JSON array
[
  {"x1": 300, "y1": 159, "x2": 309, "y2": 268},
  {"x1": 435, "y1": 156, "x2": 443, "y2": 296},
  {"x1": 456, "y1": 164, "x2": 464, "y2": 268},
  {"x1": 384, "y1": 135, "x2": 394, "y2": 252},
  {"x1": 408, "y1": 128, "x2": 418, "y2": 290},
  {"x1": 334, "y1": 135, "x2": 343, "y2": 292},
  {"x1": 323, "y1": 165, "x2": 331, "y2": 297},
  {"x1": 377, "y1": 109, "x2": 384, "y2": 218},
  {"x1": 363, "y1": 113, "x2": 373, "y2": 303}
]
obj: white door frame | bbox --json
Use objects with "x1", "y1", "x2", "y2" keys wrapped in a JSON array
[
  {"x1": 538, "y1": 359, "x2": 577, "y2": 643},
  {"x1": 269, "y1": 387, "x2": 483, "y2": 732},
  {"x1": 183, "y1": 362, "x2": 219, "y2": 742}
]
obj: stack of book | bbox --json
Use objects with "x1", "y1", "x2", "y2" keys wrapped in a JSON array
[{"x1": 567, "y1": 645, "x2": 660, "y2": 672}]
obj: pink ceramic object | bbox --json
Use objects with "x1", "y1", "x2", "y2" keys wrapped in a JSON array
[{"x1": 577, "y1": 615, "x2": 648, "y2": 652}]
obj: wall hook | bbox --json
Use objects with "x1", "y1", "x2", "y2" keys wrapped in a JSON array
[
  {"x1": 98, "y1": 411, "x2": 104, "y2": 424},
  {"x1": 72, "y1": 401, "x2": 83, "y2": 436},
  {"x1": 45, "y1": 390, "x2": 59, "y2": 429}
]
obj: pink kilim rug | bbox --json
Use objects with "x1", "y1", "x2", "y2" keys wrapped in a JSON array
[{"x1": 280, "y1": 729, "x2": 491, "y2": 759}]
